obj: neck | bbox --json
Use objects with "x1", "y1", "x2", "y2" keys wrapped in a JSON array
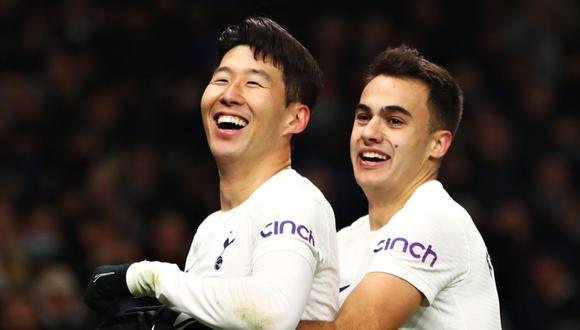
[
  {"x1": 365, "y1": 170, "x2": 437, "y2": 231},
  {"x1": 217, "y1": 151, "x2": 291, "y2": 211}
]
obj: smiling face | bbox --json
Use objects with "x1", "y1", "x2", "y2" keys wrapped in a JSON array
[
  {"x1": 350, "y1": 75, "x2": 451, "y2": 195},
  {"x1": 201, "y1": 45, "x2": 295, "y2": 167}
]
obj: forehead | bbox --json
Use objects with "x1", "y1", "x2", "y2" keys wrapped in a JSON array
[
  {"x1": 360, "y1": 75, "x2": 430, "y2": 116},
  {"x1": 218, "y1": 45, "x2": 282, "y2": 78}
]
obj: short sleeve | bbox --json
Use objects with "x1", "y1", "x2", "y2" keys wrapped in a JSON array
[
  {"x1": 251, "y1": 184, "x2": 334, "y2": 271},
  {"x1": 367, "y1": 209, "x2": 468, "y2": 304}
]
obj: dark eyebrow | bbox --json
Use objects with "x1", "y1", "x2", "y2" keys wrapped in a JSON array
[
  {"x1": 212, "y1": 66, "x2": 230, "y2": 76},
  {"x1": 354, "y1": 104, "x2": 412, "y2": 118},
  {"x1": 247, "y1": 68, "x2": 272, "y2": 82},
  {"x1": 213, "y1": 66, "x2": 271, "y2": 83},
  {"x1": 355, "y1": 103, "x2": 372, "y2": 112},
  {"x1": 379, "y1": 105, "x2": 412, "y2": 118}
]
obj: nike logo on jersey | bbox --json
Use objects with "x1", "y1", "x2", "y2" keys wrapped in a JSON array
[
  {"x1": 374, "y1": 237, "x2": 438, "y2": 268},
  {"x1": 92, "y1": 271, "x2": 115, "y2": 283},
  {"x1": 260, "y1": 220, "x2": 315, "y2": 247},
  {"x1": 339, "y1": 285, "x2": 351, "y2": 293}
]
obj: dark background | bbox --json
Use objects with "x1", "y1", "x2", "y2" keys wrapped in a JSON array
[{"x1": 0, "y1": 0, "x2": 579, "y2": 329}]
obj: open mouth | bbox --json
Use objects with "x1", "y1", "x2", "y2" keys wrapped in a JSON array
[
  {"x1": 214, "y1": 114, "x2": 248, "y2": 130},
  {"x1": 360, "y1": 151, "x2": 390, "y2": 162}
]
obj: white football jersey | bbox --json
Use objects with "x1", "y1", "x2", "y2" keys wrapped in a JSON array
[
  {"x1": 139, "y1": 168, "x2": 338, "y2": 329},
  {"x1": 338, "y1": 180, "x2": 501, "y2": 329}
]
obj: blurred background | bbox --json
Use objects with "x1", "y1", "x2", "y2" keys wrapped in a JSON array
[{"x1": 0, "y1": 0, "x2": 579, "y2": 329}]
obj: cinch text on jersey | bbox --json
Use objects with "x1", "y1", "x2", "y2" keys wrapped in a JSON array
[
  {"x1": 373, "y1": 237, "x2": 438, "y2": 267},
  {"x1": 260, "y1": 220, "x2": 315, "y2": 247}
]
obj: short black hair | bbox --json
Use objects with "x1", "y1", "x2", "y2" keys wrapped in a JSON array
[
  {"x1": 365, "y1": 45, "x2": 463, "y2": 135},
  {"x1": 216, "y1": 16, "x2": 322, "y2": 110}
]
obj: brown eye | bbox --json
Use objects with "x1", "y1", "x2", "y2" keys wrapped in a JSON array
[
  {"x1": 356, "y1": 112, "x2": 371, "y2": 121},
  {"x1": 388, "y1": 117, "x2": 403, "y2": 126},
  {"x1": 247, "y1": 81, "x2": 263, "y2": 87},
  {"x1": 212, "y1": 79, "x2": 228, "y2": 85}
]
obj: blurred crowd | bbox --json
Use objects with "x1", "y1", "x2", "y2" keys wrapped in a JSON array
[{"x1": 0, "y1": 0, "x2": 579, "y2": 329}]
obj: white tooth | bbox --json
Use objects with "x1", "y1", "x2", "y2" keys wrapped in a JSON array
[
  {"x1": 217, "y1": 115, "x2": 247, "y2": 127},
  {"x1": 234, "y1": 117, "x2": 246, "y2": 127},
  {"x1": 217, "y1": 115, "x2": 230, "y2": 124},
  {"x1": 362, "y1": 152, "x2": 387, "y2": 160}
]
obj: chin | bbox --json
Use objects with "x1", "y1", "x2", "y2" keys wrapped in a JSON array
[
  {"x1": 210, "y1": 148, "x2": 239, "y2": 162},
  {"x1": 209, "y1": 140, "x2": 241, "y2": 155},
  {"x1": 354, "y1": 173, "x2": 376, "y2": 187},
  {"x1": 355, "y1": 172, "x2": 390, "y2": 190}
]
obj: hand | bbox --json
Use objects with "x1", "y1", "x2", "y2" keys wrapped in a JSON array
[{"x1": 84, "y1": 263, "x2": 132, "y2": 313}]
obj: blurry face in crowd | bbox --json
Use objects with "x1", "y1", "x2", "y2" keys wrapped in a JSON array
[
  {"x1": 350, "y1": 75, "x2": 450, "y2": 194},
  {"x1": 200, "y1": 45, "x2": 299, "y2": 166}
]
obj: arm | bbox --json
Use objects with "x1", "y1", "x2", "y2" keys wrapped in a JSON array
[
  {"x1": 86, "y1": 182, "x2": 335, "y2": 329},
  {"x1": 128, "y1": 240, "x2": 315, "y2": 330},
  {"x1": 298, "y1": 272, "x2": 421, "y2": 330}
]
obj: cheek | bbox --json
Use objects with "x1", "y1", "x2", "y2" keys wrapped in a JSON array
[
  {"x1": 397, "y1": 139, "x2": 427, "y2": 164},
  {"x1": 349, "y1": 128, "x2": 360, "y2": 153},
  {"x1": 251, "y1": 91, "x2": 278, "y2": 111},
  {"x1": 394, "y1": 129, "x2": 423, "y2": 149},
  {"x1": 200, "y1": 86, "x2": 217, "y2": 113}
]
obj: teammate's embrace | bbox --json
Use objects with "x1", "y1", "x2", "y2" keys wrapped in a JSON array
[
  {"x1": 84, "y1": 16, "x2": 338, "y2": 330},
  {"x1": 300, "y1": 46, "x2": 501, "y2": 329}
]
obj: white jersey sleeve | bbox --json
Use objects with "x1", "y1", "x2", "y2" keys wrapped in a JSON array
[
  {"x1": 251, "y1": 180, "x2": 335, "y2": 276},
  {"x1": 128, "y1": 250, "x2": 314, "y2": 330},
  {"x1": 250, "y1": 182, "x2": 338, "y2": 321},
  {"x1": 367, "y1": 184, "x2": 470, "y2": 304}
]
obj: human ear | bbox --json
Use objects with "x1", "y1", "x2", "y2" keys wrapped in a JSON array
[
  {"x1": 429, "y1": 130, "x2": 453, "y2": 159},
  {"x1": 285, "y1": 103, "x2": 310, "y2": 135}
]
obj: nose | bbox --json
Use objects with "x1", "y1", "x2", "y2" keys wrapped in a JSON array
[
  {"x1": 361, "y1": 117, "x2": 383, "y2": 144},
  {"x1": 220, "y1": 80, "x2": 245, "y2": 106}
]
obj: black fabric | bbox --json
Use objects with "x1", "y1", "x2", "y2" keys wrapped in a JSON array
[
  {"x1": 95, "y1": 297, "x2": 175, "y2": 330},
  {"x1": 94, "y1": 297, "x2": 210, "y2": 330}
]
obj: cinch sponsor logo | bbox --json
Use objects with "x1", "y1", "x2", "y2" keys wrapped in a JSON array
[
  {"x1": 373, "y1": 237, "x2": 438, "y2": 267},
  {"x1": 260, "y1": 220, "x2": 315, "y2": 247}
]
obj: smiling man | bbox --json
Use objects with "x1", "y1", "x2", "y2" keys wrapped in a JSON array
[
  {"x1": 299, "y1": 46, "x2": 501, "y2": 329},
  {"x1": 84, "y1": 16, "x2": 338, "y2": 330}
]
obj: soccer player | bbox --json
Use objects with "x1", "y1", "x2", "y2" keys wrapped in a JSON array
[
  {"x1": 84, "y1": 16, "x2": 338, "y2": 329},
  {"x1": 300, "y1": 46, "x2": 501, "y2": 329}
]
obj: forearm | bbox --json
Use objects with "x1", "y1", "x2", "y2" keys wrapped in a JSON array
[
  {"x1": 158, "y1": 268, "x2": 295, "y2": 329},
  {"x1": 128, "y1": 250, "x2": 314, "y2": 330},
  {"x1": 297, "y1": 320, "x2": 336, "y2": 330}
]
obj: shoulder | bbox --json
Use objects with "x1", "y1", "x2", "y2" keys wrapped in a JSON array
[
  {"x1": 250, "y1": 170, "x2": 337, "y2": 263},
  {"x1": 376, "y1": 181, "x2": 476, "y2": 263},
  {"x1": 255, "y1": 169, "x2": 333, "y2": 211},
  {"x1": 248, "y1": 169, "x2": 335, "y2": 234},
  {"x1": 376, "y1": 181, "x2": 476, "y2": 269},
  {"x1": 398, "y1": 181, "x2": 471, "y2": 232}
]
